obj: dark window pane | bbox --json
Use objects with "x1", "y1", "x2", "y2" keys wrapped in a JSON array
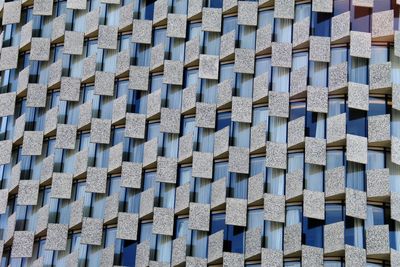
[
  {"x1": 351, "y1": 6, "x2": 371, "y2": 32},
  {"x1": 290, "y1": 102, "x2": 306, "y2": 120},
  {"x1": 225, "y1": 225, "x2": 245, "y2": 253},
  {"x1": 326, "y1": 204, "x2": 344, "y2": 224},
  {"x1": 209, "y1": 0, "x2": 222, "y2": 8},
  {"x1": 347, "y1": 109, "x2": 367, "y2": 137},
  {"x1": 334, "y1": 0, "x2": 350, "y2": 15},
  {"x1": 303, "y1": 217, "x2": 323, "y2": 247},
  {"x1": 311, "y1": 12, "x2": 331, "y2": 37},
  {"x1": 217, "y1": 112, "x2": 231, "y2": 131},
  {"x1": 121, "y1": 240, "x2": 137, "y2": 266},
  {"x1": 211, "y1": 213, "x2": 225, "y2": 234}
]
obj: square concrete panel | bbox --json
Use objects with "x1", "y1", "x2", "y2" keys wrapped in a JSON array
[
  {"x1": 261, "y1": 248, "x2": 283, "y2": 267},
  {"x1": 188, "y1": 0, "x2": 203, "y2": 19},
  {"x1": 156, "y1": 156, "x2": 177, "y2": 184},
  {"x1": 328, "y1": 62, "x2": 348, "y2": 93},
  {"x1": 325, "y1": 166, "x2": 345, "y2": 199},
  {"x1": 223, "y1": 252, "x2": 244, "y2": 267},
  {"x1": 74, "y1": 149, "x2": 88, "y2": 178},
  {"x1": 55, "y1": 124, "x2": 77, "y2": 150},
  {"x1": 293, "y1": 17, "x2": 310, "y2": 49},
  {"x1": 199, "y1": 54, "x2": 219, "y2": 80},
  {"x1": 81, "y1": 217, "x2": 103, "y2": 245},
  {"x1": 250, "y1": 123, "x2": 267, "y2": 153},
  {"x1": 3, "y1": 1, "x2": 21, "y2": 25},
  {"x1": 14, "y1": 114, "x2": 26, "y2": 143},
  {"x1": 211, "y1": 177, "x2": 226, "y2": 210},
  {"x1": 196, "y1": 102, "x2": 216, "y2": 129},
  {"x1": 303, "y1": 189, "x2": 325, "y2": 220},
  {"x1": 160, "y1": 108, "x2": 180, "y2": 134},
  {"x1": 269, "y1": 91, "x2": 289, "y2": 118},
  {"x1": 85, "y1": 167, "x2": 108, "y2": 194},
  {"x1": 82, "y1": 54, "x2": 97, "y2": 82},
  {"x1": 327, "y1": 113, "x2": 346, "y2": 146},
  {"x1": 85, "y1": 8, "x2": 100, "y2": 36},
  {"x1": 117, "y1": 212, "x2": 139, "y2": 240},
  {"x1": 178, "y1": 132, "x2": 194, "y2": 163},
  {"x1": 17, "y1": 180, "x2": 39, "y2": 206},
  {"x1": 366, "y1": 225, "x2": 390, "y2": 256},
  {"x1": 119, "y1": 3, "x2": 134, "y2": 31},
  {"x1": 192, "y1": 151, "x2": 213, "y2": 178},
  {"x1": 253, "y1": 72, "x2": 269, "y2": 103},
  {"x1": 272, "y1": 42, "x2": 292, "y2": 68},
  {"x1": 290, "y1": 66, "x2": 308, "y2": 98},
  {"x1": 67, "y1": 0, "x2": 87, "y2": 9},
  {"x1": 345, "y1": 245, "x2": 366, "y2": 266},
  {"x1": 288, "y1": 116, "x2": 305, "y2": 148},
  {"x1": 140, "y1": 188, "x2": 155, "y2": 218},
  {"x1": 369, "y1": 62, "x2": 392, "y2": 92},
  {"x1": 0, "y1": 189, "x2": 8, "y2": 214},
  {"x1": 302, "y1": 245, "x2": 323, "y2": 267},
  {"x1": 136, "y1": 241, "x2": 150, "y2": 267},
  {"x1": 27, "y1": 84, "x2": 47, "y2": 108},
  {"x1": 225, "y1": 198, "x2": 247, "y2": 227},
  {"x1": 312, "y1": 0, "x2": 332, "y2": 12},
  {"x1": 143, "y1": 138, "x2": 158, "y2": 168},
  {"x1": 208, "y1": 230, "x2": 224, "y2": 263},
  {"x1": 175, "y1": 182, "x2": 190, "y2": 214},
  {"x1": 229, "y1": 146, "x2": 250, "y2": 174},
  {"x1": 163, "y1": 60, "x2": 183, "y2": 85},
  {"x1": 150, "y1": 43, "x2": 165, "y2": 72},
  {"x1": 346, "y1": 188, "x2": 367, "y2": 220},
  {"x1": 132, "y1": 19, "x2": 153, "y2": 44},
  {"x1": 112, "y1": 95, "x2": 127, "y2": 124},
  {"x1": 238, "y1": 1, "x2": 258, "y2": 26},
  {"x1": 214, "y1": 126, "x2": 229, "y2": 158},
  {"x1": 167, "y1": 14, "x2": 187, "y2": 38},
  {"x1": 307, "y1": 86, "x2": 328, "y2": 113},
  {"x1": 185, "y1": 36, "x2": 200, "y2": 66},
  {"x1": 368, "y1": 114, "x2": 390, "y2": 145},
  {"x1": 69, "y1": 199, "x2": 83, "y2": 228},
  {"x1": 78, "y1": 101, "x2": 92, "y2": 130},
  {"x1": 245, "y1": 227, "x2": 262, "y2": 259},
  {"x1": 98, "y1": 25, "x2": 118, "y2": 50},
  {"x1": 103, "y1": 193, "x2": 119, "y2": 223},
  {"x1": 172, "y1": 237, "x2": 186, "y2": 266},
  {"x1": 153, "y1": 0, "x2": 168, "y2": 26},
  {"x1": 11, "y1": 231, "x2": 34, "y2": 258},
  {"x1": 125, "y1": 113, "x2": 146, "y2": 139},
  {"x1": 366, "y1": 168, "x2": 390, "y2": 200},
  {"x1": 51, "y1": 172, "x2": 73, "y2": 199},
  {"x1": 346, "y1": 134, "x2": 368, "y2": 164},
  {"x1": 90, "y1": 118, "x2": 112, "y2": 144},
  {"x1": 284, "y1": 223, "x2": 302, "y2": 256},
  {"x1": 95, "y1": 71, "x2": 115, "y2": 96},
  {"x1": 60, "y1": 77, "x2": 81, "y2": 102},
  {"x1": 30, "y1": 38, "x2": 50, "y2": 61},
  {"x1": 348, "y1": 82, "x2": 369, "y2": 111},
  {"x1": 350, "y1": 31, "x2": 371, "y2": 58},
  {"x1": 305, "y1": 137, "x2": 326, "y2": 166},
  {"x1": 286, "y1": 170, "x2": 303, "y2": 201},
  {"x1": 152, "y1": 207, "x2": 174, "y2": 236},
  {"x1": 372, "y1": 10, "x2": 393, "y2": 40},
  {"x1": 51, "y1": 15, "x2": 66, "y2": 42},
  {"x1": 188, "y1": 203, "x2": 210, "y2": 231},
  {"x1": 64, "y1": 31, "x2": 84, "y2": 55},
  {"x1": 263, "y1": 193, "x2": 285, "y2": 223},
  {"x1": 45, "y1": 224, "x2": 68, "y2": 251},
  {"x1": 0, "y1": 92, "x2": 16, "y2": 117},
  {"x1": 392, "y1": 136, "x2": 400, "y2": 166},
  {"x1": 331, "y1": 11, "x2": 350, "y2": 43},
  {"x1": 274, "y1": 0, "x2": 294, "y2": 19},
  {"x1": 121, "y1": 162, "x2": 142, "y2": 189},
  {"x1": 232, "y1": 97, "x2": 252, "y2": 123},
  {"x1": 266, "y1": 141, "x2": 287, "y2": 169},
  {"x1": 202, "y1": 8, "x2": 222, "y2": 32},
  {"x1": 217, "y1": 79, "x2": 233, "y2": 108},
  {"x1": 256, "y1": 25, "x2": 272, "y2": 54},
  {"x1": 234, "y1": 48, "x2": 255, "y2": 74},
  {"x1": 116, "y1": 50, "x2": 130, "y2": 77},
  {"x1": 22, "y1": 131, "x2": 43, "y2": 156},
  {"x1": 108, "y1": 142, "x2": 123, "y2": 173},
  {"x1": 353, "y1": 0, "x2": 373, "y2": 7},
  {"x1": 324, "y1": 221, "x2": 345, "y2": 255},
  {"x1": 187, "y1": 257, "x2": 207, "y2": 266},
  {"x1": 17, "y1": 66, "x2": 30, "y2": 95},
  {"x1": 223, "y1": 0, "x2": 237, "y2": 13},
  {"x1": 33, "y1": 0, "x2": 53, "y2": 16},
  {"x1": 48, "y1": 59, "x2": 63, "y2": 88},
  {"x1": 309, "y1": 36, "x2": 330, "y2": 63},
  {"x1": 220, "y1": 30, "x2": 236, "y2": 60}
]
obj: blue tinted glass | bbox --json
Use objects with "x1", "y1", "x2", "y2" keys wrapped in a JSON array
[
  {"x1": 311, "y1": 12, "x2": 331, "y2": 37},
  {"x1": 325, "y1": 204, "x2": 344, "y2": 224},
  {"x1": 368, "y1": 97, "x2": 387, "y2": 116},
  {"x1": 211, "y1": 213, "x2": 225, "y2": 234},
  {"x1": 290, "y1": 102, "x2": 306, "y2": 120},
  {"x1": 209, "y1": 0, "x2": 222, "y2": 8},
  {"x1": 145, "y1": 0, "x2": 155, "y2": 20},
  {"x1": 303, "y1": 217, "x2": 323, "y2": 247},
  {"x1": 121, "y1": 240, "x2": 137, "y2": 266},
  {"x1": 347, "y1": 109, "x2": 367, "y2": 137},
  {"x1": 226, "y1": 225, "x2": 245, "y2": 253},
  {"x1": 217, "y1": 112, "x2": 231, "y2": 131}
]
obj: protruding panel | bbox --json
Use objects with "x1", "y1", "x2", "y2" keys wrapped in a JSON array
[
  {"x1": 81, "y1": 217, "x2": 103, "y2": 246},
  {"x1": 86, "y1": 167, "x2": 107, "y2": 194},
  {"x1": 11, "y1": 231, "x2": 34, "y2": 258},
  {"x1": 331, "y1": 11, "x2": 350, "y2": 43},
  {"x1": 346, "y1": 188, "x2": 367, "y2": 220},
  {"x1": 372, "y1": 10, "x2": 393, "y2": 41},
  {"x1": 234, "y1": 48, "x2": 255, "y2": 74},
  {"x1": 116, "y1": 212, "x2": 139, "y2": 240},
  {"x1": 324, "y1": 221, "x2": 345, "y2": 256},
  {"x1": 238, "y1": 1, "x2": 258, "y2": 26},
  {"x1": 248, "y1": 173, "x2": 264, "y2": 205},
  {"x1": 284, "y1": 223, "x2": 302, "y2": 256},
  {"x1": 229, "y1": 146, "x2": 250, "y2": 174},
  {"x1": 328, "y1": 62, "x2": 347, "y2": 93},
  {"x1": 293, "y1": 17, "x2": 310, "y2": 49},
  {"x1": 195, "y1": 102, "x2": 216, "y2": 129},
  {"x1": 309, "y1": 36, "x2": 330, "y2": 63},
  {"x1": 346, "y1": 134, "x2": 367, "y2": 164},
  {"x1": 350, "y1": 31, "x2": 371, "y2": 59},
  {"x1": 263, "y1": 193, "x2": 285, "y2": 223},
  {"x1": 303, "y1": 189, "x2": 325, "y2": 220},
  {"x1": 225, "y1": 198, "x2": 247, "y2": 227},
  {"x1": 211, "y1": 177, "x2": 226, "y2": 210},
  {"x1": 271, "y1": 42, "x2": 292, "y2": 68},
  {"x1": 304, "y1": 137, "x2": 326, "y2": 166},
  {"x1": 132, "y1": 19, "x2": 153, "y2": 44},
  {"x1": 366, "y1": 225, "x2": 390, "y2": 258},
  {"x1": 175, "y1": 183, "x2": 190, "y2": 215},
  {"x1": 188, "y1": 203, "x2": 210, "y2": 231},
  {"x1": 202, "y1": 8, "x2": 222, "y2": 32},
  {"x1": 121, "y1": 162, "x2": 142, "y2": 189},
  {"x1": 366, "y1": 168, "x2": 390, "y2": 201},
  {"x1": 208, "y1": 230, "x2": 224, "y2": 264},
  {"x1": 307, "y1": 86, "x2": 328, "y2": 114},
  {"x1": 325, "y1": 166, "x2": 345, "y2": 199},
  {"x1": 288, "y1": 116, "x2": 305, "y2": 148},
  {"x1": 266, "y1": 141, "x2": 287, "y2": 169},
  {"x1": 90, "y1": 118, "x2": 111, "y2": 144},
  {"x1": 232, "y1": 97, "x2": 252, "y2": 123},
  {"x1": 261, "y1": 248, "x2": 283, "y2": 267},
  {"x1": 274, "y1": 0, "x2": 294, "y2": 19},
  {"x1": 301, "y1": 245, "x2": 323, "y2": 267},
  {"x1": 345, "y1": 245, "x2": 366, "y2": 267},
  {"x1": 269, "y1": 91, "x2": 289, "y2": 118}
]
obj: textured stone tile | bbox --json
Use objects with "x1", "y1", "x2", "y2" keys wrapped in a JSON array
[
  {"x1": 214, "y1": 126, "x2": 229, "y2": 158},
  {"x1": 30, "y1": 37, "x2": 50, "y2": 62},
  {"x1": 167, "y1": 14, "x2": 187, "y2": 38},
  {"x1": 211, "y1": 177, "x2": 226, "y2": 210},
  {"x1": 163, "y1": 60, "x2": 183, "y2": 85},
  {"x1": 366, "y1": 168, "x2": 390, "y2": 200},
  {"x1": 140, "y1": 188, "x2": 154, "y2": 218},
  {"x1": 119, "y1": 3, "x2": 134, "y2": 31},
  {"x1": 51, "y1": 15, "x2": 65, "y2": 42},
  {"x1": 51, "y1": 172, "x2": 73, "y2": 199},
  {"x1": 81, "y1": 217, "x2": 103, "y2": 245},
  {"x1": 326, "y1": 113, "x2": 346, "y2": 146},
  {"x1": 223, "y1": 0, "x2": 237, "y2": 13},
  {"x1": 55, "y1": 124, "x2": 77, "y2": 150},
  {"x1": 85, "y1": 167, "x2": 107, "y2": 194},
  {"x1": 112, "y1": 95, "x2": 127, "y2": 124},
  {"x1": 312, "y1": 0, "x2": 332, "y2": 12},
  {"x1": 225, "y1": 198, "x2": 247, "y2": 227},
  {"x1": 392, "y1": 249, "x2": 400, "y2": 267},
  {"x1": 288, "y1": 116, "x2": 305, "y2": 148},
  {"x1": 188, "y1": 0, "x2": 203, "y2": 19},
  {"x1": 284, "y1": 223, "x2": 302, "y2": 256},
  {"x1": 156, "y1": 156, "x2": 177, "y2": 184},
  {"x1": 231, "y1": 97, "x2": 252, "y2": 123},
  {"x1": 266, "y1": 141, "x2": 287, "y2": 169},
  {"x1": 309, "y1": 36, "x2": 330, "y2": 63},
  {"x1": 0, "y1": 189, "x2": 8, "y2": 214},
  {"x1": 125, "y1": 113, "x2": 146, "y2": 139},
  {"x1": 20, "y1": 21, "x2": 32, "y2": 50},
  {"x1": 302, "y1": 245, "x2": 323, "y2": 267},
  {"x1": 234, "y1": 48, "x2": 255, "y2": 74},
  {"x1": 74, "y1": 149, "x2": 88, "y2": 178},
  {"x1": 160, "y1": 108, "x2": 180, "y2": 134},
  {"x1": 372, "y1": 10, "x2": 393, "y2": 40},
  {"x1": 368, "y1": 114, "x2": 390, "y2": 145},
  {"x1": 78, "y1": 101, "x2": 92, "y2": 130},
  {"x1": 0, "y1": 27, "x2": 17, "y2": 60},
  {"x1": 328, "y1": 62, "x2": 348, "y2": 93},
  {"x1": 143, "y1": 138, "x2": 158, "y2": 168},
  {"x1": 292, "y1": 17, "x2": 310, "y2": 49},
  {"x1": 17, "y1": 66, "x2": 30, "y2": 95},
  {"x1": 286, "y1": 170, "x2": 303, "y2": 201},
  {"x1": 325, "y1": 166, "x2": 345, "y2": 199},
  {"x1": 223, "y1": 252, "x2": 244, "y2": 267},
  {"x1": 135, "y1": 241, "x2": 150, "y2": 267},
  {"x1": 269, "y1": 91, "x2": 289, "y2": 118},
  {"x1": 192, "y1": 151, "x2": 213, "y2": 178},
  {"x1": 103, "y1": 192, "x2": 119, "y2": 223},
  {"x1": 116, "y1": 50, "x2": 130, "y2": 77},
  {"x1": 64, "y1": 31, "x2": 84, "y2": 55},
  {"x1": 188, "y1": 202, "x2": 210, "y2": 231},
  {"x1": 272, "y1": 42, "x2": 292, "y2": 68},
  {"x1": 153, "y1": 0, "x2": 168, "y2": 26},
  {"x1": 181, "y1": 85, "x2": 197, "y2": 114},
  {"x1": 6, "y1": 213, "x2": 16, "y2": 242},
  {"x1": 274, "y1": 0, "x2": 294, "y2": 19},
  {"x1": 238, "y1": 1, "x2": 258, "y2": 26},
  {"x1": 393, "y1": 83, "x2": 400, "y2": 111},
  {"x1": 350, "y1": 31, "x2": 371, "y2": 59},
  {"x1": 150, "y1": 43, "x2": 165, "y2": 72},
  {"x1": 117, "y1": 212, "x2": 139, "y2": 240},
  {"x1": 199, "y1": 54, "x2": 219, "y2": 80},
  {"x1": 45, "y1": 224, "x2": 68, "y2": 251},
  {"x1": 208, "y1": 230, "x2": 224, "y2": 263},
  {"x1": 353, "y1": 0, "x2": 373, "y2": 7},
  {"x1": 346, "y1": 188, "x2": 367, "y2": 220},
  {"x1": 264, "y1": 193, "x2": 285, "y2": 223},
  {"x1": 307, "y1": 86, "x2": 328, "y2": 114},
  {"x1": 229, "y1": 146, "x2": 249, "y2": 174},
  {"x1": 331, "y1": 11, "x2": 350, "y2": 43},
  {"x1": 172, "y1": 237, "x2": 186, "y2": 266},
  {"x1": 185, "y1": 36, "x2": 200, "y2": 66},
  {"x1": 303, "y1": 189, "x2": 325, "y2": 220},
  {"x1": 90, "y1": 118, "x2": 111, "y2": 144},
  {"x1": 27, "y1": 83, "x2": 47, "y2": 108},
  {"x1": 108, "y1": 142, "x2": 123, "y2": 173},
  {"x1": 60, "y1": 77, "x2": 81, "y2": 102},
  {"x1": 247, "y1": 173, "x2": 264, "y2": 205},
  {"x1": 85, "y1": 8, "x2": 100, "y2": 36},
  {"x1": 261, "y1": 248, "x2": 283, "y2": 267},
  {"x1": 34, "y1": 205, "x2": 48, "y2": 235},
  {"x1": 175, "y1": 182, "x2": 190, "y2": 214},
  {"x1": 305, "y1": 137, "x2": 326, "y2": 166},
  {"x1": 256, "y1": 24, "x2": 272, "y2": 54},
  {"x1": 98, "y1": 25, "x2": 118, "y2": 50},
  {"x1": 391, "y1": 192, "x2": 400, "y2": 222},
  {"x1": 9, "y1": 163, "x2": 21, "y2": 194},
  {"x1": 121, "y1": 162, "x2": 142, "y2": 189},
  {"x1": 369, "y1": 62, "x2": 392, "y2": 92},
  {"x1": 345, "y1": 245, "x2": 366, "y2": 267},
  {"x1": 153, "y1": 207, "x2": 174, "y2": 236},
  {"x1": 0, "y1": 92, "x2": 16, "y2": 117},
  {"x1": 48, "y1": 59, "x2": 63, "y2": 88},
  {"x1": 13, "y1": 114, "x2": 26, "y2": 143},
  {"x1": 220, "y1": 30, "x2": 236, "y2": 60},
  {"x1": 82, "y1": 54, "x2": 97, "y2": 82},
  {"x1": 99, "y1": 245, "x2": 114, "y2": 267},
  {"x1": 250, "y1": 122, "x2": 266, "y2": 153},
  {"x1": 67, "y1": 0, "x2": 86, "y2": 9},
  {"x1": 195, "y1": 102, "x2": 216, "y2": 129},
  {"x1": 17, "y1": 180, "x2": 39, "y2": 205},
  {"x1": 95, "y1": 71, "x2": 115, "y2": 96},
  {"x1": 132, "y1": 19, "x2": 152, "y2": 44},
  {"x1": 11, "y1": 231, "x2": 34, "y2": 258},
  {"x1": 245, "y1": 227, "x2": 262, "y2": 260},
  {"x1": 290, "y1": 66, "x2": 307, "y2": 98},
  {"x1": 348, "y1": 82, "x2": 369, "y2": 111},
  {"x1": 3, "y1": 1, "x2": 21, "y2": 25},
  {"x1": 346, "y1": 134, "x2": 367, "y2": 164},
  {"x1": 392, "y1": 136, "x2": 400, "y2": 166},
  {"x1": 253, "y1": 73, "x2": 268, "y2": 104},
  {"x1": 202, "y1": 8, "x2": 222, "y2": 32},
  {"x1": 366, "y1": 225, "x2": 390, "y2": 256},
  {"x1": 324, "y1": 221, "x2": 345, "y2": 255},
  {"x1": 22, "y1": 131, "x2": 43, "y2": 156},
  {"x1": 178, "y1": 132, "x2": 194, "y2": 163},
  {"x1": 69, "y1": 199, "x2": 84, "y2": 228}
]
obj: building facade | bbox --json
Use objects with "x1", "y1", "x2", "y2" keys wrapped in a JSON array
[{"x1": 0, "y1": 0, "x2": 400, "y2": 266}]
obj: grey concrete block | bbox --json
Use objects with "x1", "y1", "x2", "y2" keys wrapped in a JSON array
[
  {"x1": 175, "y1": 182, "x2": 190, "y2": 214},
  {"x1": 286, "y1": 170, "x2": 303, "y2": 201},
  {"x1": 302, "y1": 245, "x2": 323, "y2": 267},
  {"x1": 135, "y1": 241, "x2": 150, "y2": 267},
  {"x1": 11, "y1": 231, "x2": 34, "y2": 258},
  {"x1": 293, "y1": 17, "x2": 310, "y2": 49},
  {"x1": 325, "y1": 166, "x2": 345, "y2": 199},
  {"x1": 223, "y1": 0, "x2": 237, "y2": 13},
  {"x1": 350, "y1": 31, "x2": 371, "y2": 58},
  {"x1": 160, "y1": 108, "x2": 180, "y2": 134},
  {"x1": 129, "y1": 66, "x2": 149, "y2": 91},
  {"x1": 82, "y1": 54, "x2": 97, "y2": 82},
  {"x1": 188, "y1": 0, "x2": 202, "y2": 19},
  {"x1": 0, "y1": 189, "x2": 8, "y2": 214},
  {"x1": 229, "y1": 146, "x2": 249, "y2": 174},
  {"x1": 353, "y1": 0, "x2": 373, "y2": 7},
  {"x1": 64, "y1": 31, "x2": 84, "y2": 55},
  {"x1": 192, "y1": 151, "x2": 213, "y2": 178},
  {"x1": 245, "y1": 227, "x2": 262, "y2": 260},
  {"x1": 346, "y1": 188, "x2": 367, "y2": 220},
  {"x1": 324, "y1": 221, "x2": 345, "y2": 255},
  {"x1": 272, "y1": 42, "x2": 292, "y2": 68},
  {"x1": 167, "y1": 14, "x2": 187, "y2": 38},
  {"x1": 20, "y1": 20, "x2": 32, "y2": 50},
  {"x1": 51, "y1": 172, "x2": 73, "y2": 199},
  {"x1": 284, "y1": 223, "x2": 302, "y2": 256},
  {"x1": 85, "y1": 167, "x2": 108, "y2": 194},
  {"x1": 17, "y1": 66, "x2": 30, "y2": 95},
  {"x1": 290, "y1": 66, "x2": 307, "y2": 98},
  {"x1": 303, "y1": 189, "x2": 325, "y2": 220},
  {"x1": 369, "y1": 62, "x2": 392, "y2": 92},
  {"x1": 269, "y1": 91, "x2": 289, "y2": 118},
  {"x1": 326, "y1": 113, "x2": 346, "y2": 146},
  {"x1": 232, "y1": 97, "x2": 252, "y2": 123},
  {"x1": 345, "y1": 245, "x2": 366, "y2": 267},
  {"x1": 372, "y1": 10, "x2": 393, "y2": 39},
  {"x1": 17, "y1": 180, "x2": 39, "y2": 205},
  {"x1": 67, "y1": 0, "x2": 86, "y2": 9},
  {"x1": 195, "y1": 102, "x2": 216, "y2": 129},
  {"x1": 368, "y1": 114, "x2": 390, "y2": 145},
  {"x1": 178, "y1": 132, "x2": 194, "y2": 163},
  {"x1": 48, "y1": 59, "x2": 63, "y2": 88},
  {"x1": 248, "y1": 173, "x2": 264, "y2": 205},
  {"x1": 274, "y1": 0, "x2": 294, "y2": 19},
  {"x1": 211, "y1": 177, "x2": 226, "y2": 210},
  {"x1": 305, "y1": 137, "x2": 326, "y2": 166},
  {"x1": 27, "y1": 83, "x2": 47, "y2": 108},
  {"x1": 22, "y1": 131, "x2": 44, "y2": 156},
  {"x1": 392, "y1": 136, "x2": 400, "y2": 166},
  {"x1": 288, "y1": 116, "x2": 305, "y2": 148},
  {"x1": 223, "y1": 252, "x2": 244, "y2": 267},
  {"x1": 13, "y1": 114, "x2": 26, "y2": 143},
  {"x1": 261, "y1": 248, "x2": 283, "y2": 267},
  {"x1": 217, "y1": 79, "x2": 233, "y2": 108},
  {"x1": 307, "y1": 86, "x2": 328, "y2": 113},
  {"x1": 45, "y1": 224, "x2": 68, "y2": 251},
  {"x1": 119, "y1": 3, "x2": 134, "y2": 31},
  {"x1": 163, "y1": 60, "x2": 183, "y2": 85},
  {"x1": 81, "y1": 217, "x2": 103, "y2": 245},
  {"x1": 256, "y1": 24, "x2": 272, "y2": 54},
  {"x1": 156, "y1": 156, "x2": 177, "y2": 184},
  {"x1": 250, "y1": 122, "x2": 266, "y2": 153},
  {"x1": 30, "y1": 37, "x2": 51, "y2": 61},
  {"x1": 85, "y1": 8, "x2": 100, "y2": 36},
  {"x1": 202, "y1": 8, "x2": 222, "y2": 32},
  {"x1": 366, "y1": 168, "x2": 390, "y2": 200},
  {"x1": 391, "y1": 192, "x2": 400, "y2": 222},
  {"x1": 116, "y1": 50, "x2": 130, "y2": 77},
  {"x1": 199, "y1": 54, "x2": 219, "y2": 80},
  {"x1": 152, "y1": 207, "x2": 174, "y2": 236},
  {"x1": 208, "y1": 230, "x2": 224, "y2": 263},
  {"x1": 150, "y1": 43, "x2": 165, "y2": 72},
  {"x1": 238, "y1": 1, "x2": 258, "y2": 26},
  {"x1": 69, "y1": 199, "x2": 84, "y2": 228},
  {"x1": 125, "y1": 113, "x2": 146, "y2": 139},
  {"x1": 117, "y1": 212, "x2": 139, "y2": 240},
  {"x1": 98, "y1": 25, "x2": 118, "y2": 50},
  {"x1": 0, "y1": 46, "x2": 18, "y2": 70},
  {"x1": 328, "y1": 62, "x2": 347, "y2": 93},
  {"x1": 234, "y1": 48, "x2": 255, "y2": 74},
  {"x1": 104, "y1": 192, "x2": 119, "y2": 223},
  {"x1": 140, "y1": 188, "x2": 154, "y2": 218},
  {"x1": 346, "y1": 134, "x2": 368, "y2": 164},
  {"x1": 153, "y1": 0, "x2": 168, "y2": 26},
  {"x1": 132, "y1": 19, "x2": 153, "y2": 44},
  {"x1": 78, "y1": 101, "x2": 92, "y2": 130},
  {"x1": 266, "y1": 141, "x2": 287, "y2": 169},
  {"x1": 143, "y1": 138, "x2": 158, "y2": 168},
  {"x1": 366, "y1": 225, "x2": 390, "y2": 256},
  {"x1": 172, "y1": 236, "x2": 186, "y2": 266},
  {"x1": 309, "y1": 36, "x2": 330, "y2": 63},
  {"x1": 214, "y1": 126, "x2": 229, "y2": 158},
  {"x1": 112, "y1": 95, "x2": 127, "y2": 124},
  {"x1": 60, "y1": 77, "x2": 81, "y2": 102},
  {"x1": 185, "y1": 36, "x2": 200, "y2": 66},
  {"x1": 95, "y1": 71, "x2": 115, "y2": 96},
  {"x1": 108, "y1": 142, "x2": 123, "y2": 173},
  {"x1": 121, "y1": 162, "x2": 142, "y2": 189},
  {"x1": 90, "y1": 118, "x2": 111, "y2": 144},
  {"x1": 55, "y1": 124, "x2": 77, "y2": 150},
  {"x1": 220, "y1": 30, "x2": 236, "y2": 60},
  {"x1": 0, "y1": 92, "x2": 15, "y2": 117},
  {"x1": 3, "y1": 1, "x2": 21, "y2": 25},
  {"x1": 51, "y1": 15, "x2": 66, "y2": 42},
  {"x1": 264, "y1": 193, "x2": 285, "y2": 223},
  {"x1": 253, "y1": 73, "x2": 268, "y2": 103},
  {"x1": 348, "y1": 82, "x2": 369, "y2": 111},
  {"x1": 181, "y1": 85, "x2": 197, "y2": 114},
  {"x1": 226, "y1": 198, "x2": 247, "y2": 227},
  {"x1": 312, "y1": 0, "x2": 332, "y2": 12},
  {"x1": 74, "y1": 149, "x2": 88, "y2": 178},
  {"x1": 188, "y1": 202, "x2": 210, "y2": 231},
  {"x1": 331, "y1": 11, "x2": 350, "y2": 43}
]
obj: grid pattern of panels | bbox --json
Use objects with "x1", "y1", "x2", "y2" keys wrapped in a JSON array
[{"x1": 0, "y1": 0, "x2": 400, "y2": 266}]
